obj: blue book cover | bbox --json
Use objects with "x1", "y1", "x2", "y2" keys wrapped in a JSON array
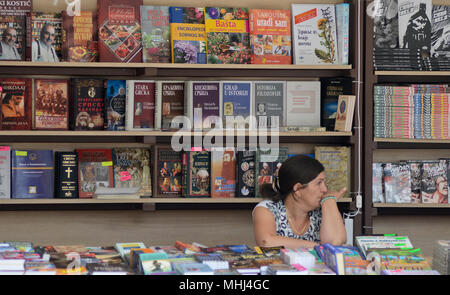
[
  {"x1": 11, "y1": 150, "x2": 54, "y2": 199},
  {"x1": 106, "y1": 80, "x2": 127, "y2": 131},
  {"x1": 220, "y1": 81, "x2": 253, "y2": 129},
  {"x1": 322, "y1": 244, "x2": 345, "y2": 275}
]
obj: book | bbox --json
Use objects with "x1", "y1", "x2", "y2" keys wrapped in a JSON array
[
  {"x1": 97, "y1": 0, "x2": 143, "y2": 63},
  {"x1": 86, "y1": 263, "x2": 128, "y2": 275},
  {"x1": 408, "y1": 160, "x2": 422, "y2": 203},
  {"x1": 182, "y1": 150, "x2": 211, "y2": 198},
  {"x1": 249, "y1": 9, "x2": 291, "y2": 64},
  {"x1": 331, "y1": 245, "x2": 367, "y2": 275},
  {"x1": 314, "y1": 146, "x2": 351, "y2": 198},
  {"x1": 30, "y1": 12, "x2": 63, "y2": 62},
  {"x1": 382, "y1": 162, "x2": 412, "y2": 203},
  {"x1": 70, "y1": 78, "x2": 105, "y2": 131},
  {"x1": 33, "y1": 79, "x2": 69, "y2": 130},
  {"x1": 105, "y1": 80, "x2": 126, "y2": 131},
  {"x1": 185, "y1": 81, "x2": 221, "y2": 130},
  {"x1": 373, "y1": 0, "x2": 399, "y2": 49},
  {"x1": 0, "y1": 146, "x2": 10, "y2": 199},
  {"x1": 0, "y1": 78, "x2": 32, "y2": 130},
  {"x1": 236, "y1": 150, "x2": 256, "y2": 198},
  {"x1": 155, "y1": 80, "x2": 186, "y2": 130},
  {"x1": 321, "y1": 244, "x2": 345, "y2": 275},
  {"x1": 372, "y1": 163, "x2": 385, "y2": 203},
  {"x1": 205, "y1": 7, "x2": 250, "y2": 64},
  {"x1": 334, "y1": 95, "x2": 356, "y2": 132},
  {"x1": 11, "y1": 150, "x2": 54, "y2": 199},
  {"x1": 335, "y1": 3, "x2": 350, "y2": 65},
  {"x1": 285, "y1": 81, "x2": 321, "y2": 127},
  {"x1": 113, "y1": 148, "x2": 152, "y2": 197},
  {"x1": 211, "y1": 148, "x2": 236, "y2": 198},
  {"x1": 366, "y1": 248, "x2": 432, "y2": 271},
  {"x1": 125, "y1": 80, "x2": 156, "y2": 130},
  {"x1": 267, "y1": 263, "x2": 307, "y2": 275},
  {"x1": 255, "y1": 147, "x2": 289, "y2": 198},
  {"x1": 253, "y1": 81, "x2": 286, "y2": 129},
  {"x1": 220, "y1": 81, "x2": 253, "y2": 129},
  {"x1": 0, "y1": 1, "x2": 32, "y2": 61},
  {"x1": 140, "y1": 5, "x2": 170, "y2": 63},
  {"x1": 291, "y1": 4, "x2": 338, "y2": 64},
  {"x1": 421, "y1": 160, "x2": 448, "y2": 204},
  {"x1": 169, "y1": 7, "x2": 206, "y2": 64},
  {"x1": 54, "y1": 152, "x2": 78, "y2": 199},
  {"x1": 355, "y1": 235, "x2": 414, "y2": 258},
  {"x1": 62, "y1": 11, "x2": 98, "y2": 62},
  {"x1": 431, "y1": 5, "x2": 450, "y2": 58},
  {"x1": 174, "y1": 262, "x2": 214, "y2": 275},
  {"x1": 76, "y1": 149, "x2": 114, "y2": 199},
  {"x1": 398, "y1": 0, "x2": 432, "y2": 51},
  {"x1": 153, "y1": 146, "x2": 183, "y2": 198},
  {"x1": 320, "y1": 77, "x2": 353, "y2": 131},
  {"x1": 114, "y1": 242, "x2": 146, "y2": 260},
  {"x1": 24, "y1": 261, "x2": 57, "y2": 275}
]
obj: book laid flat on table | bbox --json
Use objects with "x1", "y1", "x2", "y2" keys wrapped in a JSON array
[
  {"x1": 140, "y1": 5, "x2": 170, "y2": 63},
  {"x1": 126, "y1": 80, "x2": 156, "y2": 131},
  {"x1": 33, "y1": 79, "x2": 69, "y2": 130},
  {"x1": 355, "y1": 235, "x2": 414, "y2": 258},
  {"x1": 0, "y1": 78, "x2": 32, "y2": 130}
]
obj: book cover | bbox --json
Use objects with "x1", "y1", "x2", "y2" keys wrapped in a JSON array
[
  {"x1": 182, "y1": 150, "x2": 211, "y2": 198},
  {"x1": 320, "y1": 77, "x2": 353, "y2": 131},
  {"x1": 140, "y1": 5, "x2": 170, "y2": 63},
  {"x1": 255, "y1": 147, "x2": 289, "y2": 198},
  {"x1": 421, "y1": 160, "x2": 448, "y2": 204},
  {"x1": 335, "y1": 3, "x2": 349, "y2": 65},
  {"x1": 113, "y1": 148, "x2": 152, "y2": 197},
  {"x1": 33, "y1": 79, "x2": 69, "y2": 130},
  {"x1": 398, "y1": 0, "x2": 432, "y2": 51},
  {"x1": 382, "y1": 162, "x2": 412, "y2": 203},
  {"x1": 155, "y1": 80, "x2": 186, "y2": 130},
  {"x1": 356, "y1": 235, "x2": 413, "y2": 257},
  {"x1": 220, "y1": 81, "x2": 253, "y2": 129},
  {"x1": 169, "y1": 7, "x2": 206, "y2": 64},
  {"x1": 373, "y1": 0, "x2": 399, "y2": 49},
  {"x1": 249, "y1": 9, "x2": 291, "y2": 64},
  {"x1": 253, "y1": 81, "x2": 286, "y2": 129},
  {"x1": 70, "y1": 78, "x2": 105, "y2": 131},
  {"x1": 291, "y1": 4, "x2": 338, "y2": 64},
  {"x1": 76, "y1": 149, "x2": 114, "y2": 199},
  {"x1": 153, "y1": 146, "x2": 183, "y2": 198},
  {"x1": 211, "y1": 148, "x2": 236, "y2": 198},
  {"x1": 105, "y1": 80, "x2": 126, "y2": 131},
  {"x1": 321, "y1": 244, "x2": 345, "y2": 275},
  {"x1": 334, "y1": 95, "x2": 356, "y2": 132},
  {"x1": 0, "y1": 1, "x2": 32, "y2": 61},
  {"x1": 367, "y1": 248, "x2": 432, "y2": 271},
  {"x1": 408, "y1": 161, "x2": 422, "y2": 203},
  {"x1": 236, "y1": 150, "x2": 256, "y2": 198},
  {"x1": 205, "y1": 7, "x2": 250, "y2": 64},
  {"x1": 30, "y1": 12, "x2": 63, "y2": 62},
  {"x1": 314, "y1": 146, "x2": 351, "y2": 198},
  {"x1": 431, "y1": 5, "x2": 450, "y2": 58},
  {"x1": 125, "y1": 80, "x2": 156, "y2": 130},
  {"x1": 174, "y1": 262, "x2": 214, "y2": 275},
  {"x1": 0, "y1": 78, "x2": 32, "y2": 130},
  {"x1": 186, "y1": 81, "x2": 221, "y2": 130},
  {"x1": 97, "y1": 0, "x2": 143, "y2": 63},
  {"x1": 11, "y1": 150, "x2": 54, "y2": 199},
  {"x1": 372, "y1": 163, "x2": 385, "y2": 203},
  {"x1": 0, "y1": 146, "x2": 10, "y2": 199},
  {"x1": 62, "y1": 11, "x2": 98, "y2": 62},
  {"x1": 286, "y1": 81, "x2": 321, "y2": 127},
  {"x1": 54, "y1": 151, "x2": 78, "y2": 199}
]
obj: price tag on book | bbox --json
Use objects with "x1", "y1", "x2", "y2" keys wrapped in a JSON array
[
  {"x1": 15, "y1": 151, "x2": 27, "y2": 156},
  {"x1": 120, "y1": 175, "x2": 132, "y2": 181},
  {"x1": 120, "y1": 171, "x2": 130, "y2": 177},
  {"x1": 0, "y1": 147, "x2": 10, "y2": 151},
  {"x1": 101, "y1": 161, "x2": 113, "y2": 167}
]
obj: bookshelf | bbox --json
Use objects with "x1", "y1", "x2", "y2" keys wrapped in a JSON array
[
  {"x1": 363, "y1": 0, "x2": 450, "y2": 234},
  {"x1": 0, "y1": 0, "x2": 364, "y2": 242}
]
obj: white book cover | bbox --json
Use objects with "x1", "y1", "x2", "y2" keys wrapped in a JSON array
[
  {"x1": 219, "y1": 81, "x2": 254, "y2": 129},
  {"x1": 285, "y1": 81, "x2": 321, "y2": 127},
  {"x1": 291, "y1": 4, "x2": 338, "y2": 64},
  {"x1": 398, "y1": 0, "x2": 432, "y2": 50},
  {"x1": 186, "y1": 81, "x2": 221, "y2": 130},
  {"x1": 125, "y1": 80, "x2": 156, "y2": 131},
  {"x1": 253, "y1": 81, "x2": 286, "y2": 129},
  {"x1": 335, "y1": 3, "x2": 349, "y2": 65},
  {"x1": 0, "y1": 146, "x2": 10, "y2": 199}
]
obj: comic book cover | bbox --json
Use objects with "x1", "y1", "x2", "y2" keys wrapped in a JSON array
[
  {"x1": 383, "y1": 162, "x2": 412, "y2": 203},
  {"x1": 421, "y1": 160, "x2": 448, "y2": 203}
]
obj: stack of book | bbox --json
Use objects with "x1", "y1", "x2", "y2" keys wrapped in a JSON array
[{"x1": 433, "y1": 240, "x2": 450, "y2": 275}]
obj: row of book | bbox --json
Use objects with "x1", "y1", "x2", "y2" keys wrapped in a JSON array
[
  {"x1": 373, "y1": 1, "x2": 450, "y2": 71},
  {"x1": 0, "y1": 235, "x2": 441, "y2": 275},
  {"x1": 0, "y1": 1, "x2": 349, "y2": 65},
  {"x1": 0, "y1": 77, "x2": 355, "y2": 132},
  {"x1": 374, "y1": 84, "x2": 450, "y2": 139},
  {"x1": 0, "y1": 145, "x2": 351, "y2": 200},
  {"x1": 372, "y1": 160, "x2": 450, "y2": 204}
]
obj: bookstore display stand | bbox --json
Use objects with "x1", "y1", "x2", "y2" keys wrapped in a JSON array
[
  {"x1": 363, "y1": 0, "x2": 450, "y2": 234},
  {"x1": 0, "y1": 0, "x2": 364, "y2": 241}
]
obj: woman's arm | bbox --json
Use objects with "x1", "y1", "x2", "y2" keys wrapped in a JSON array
[
  {"x1": 253, "y1": 206, "x2": 319, "y2": 249},
  {"x1": 319, "y1": 188, "x2": 347, "y2": 246}
]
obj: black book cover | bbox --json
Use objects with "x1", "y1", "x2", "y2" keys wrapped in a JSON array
[
  {"x1": 54, "y1": 151, "x2": 79, "y2": 199},
  {"x1": 236, "y1": 150, "x2": 255, "y2": 198},
  {"x1": 320, "y1": 77, "x2": 353, "y2": 131},
  {"x1": 70, "y1": 78, "x2": 105, "y2": 130}
]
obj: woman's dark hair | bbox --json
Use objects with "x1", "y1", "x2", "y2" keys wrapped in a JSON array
[{"x1": 260, "y1": 155, "x2": 324, "y2": 201}]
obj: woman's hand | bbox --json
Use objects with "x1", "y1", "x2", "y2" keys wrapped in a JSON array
[{"x1": 322, "y1": 187, "x2": 347, "y2": 200}]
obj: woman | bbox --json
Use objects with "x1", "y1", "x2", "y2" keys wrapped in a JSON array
[{"x1": 253, "y1": 155, "x2": 347, "y2": 249}]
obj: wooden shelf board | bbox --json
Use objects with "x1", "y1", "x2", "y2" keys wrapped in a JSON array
[
  {"x1": 374, "y1": 138, "x2": 450, "y2": 144},
  {"x1": 374, "y1": 203, "x2": 450, "y2": 208},
  {"x1": 375, "y1": 71, "x2": 450, "y2": 76}
]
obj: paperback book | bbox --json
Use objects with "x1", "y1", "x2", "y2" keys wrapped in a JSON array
[
  {"x1": 286, "y1": 81, "x2": 321, "y2": 127},
  {"x1": 236, "y1": 150, "x2": 256, "y2": 198},
  {"x1": 105, "y1": 80, "x2": 126, "y2": 131},
  {"x1": 185, "y1": 81, "x2": 221, "y2": 130},
  {"x1": 220, "y1": 81, "x2": 253, "y2": 129},
  {"x1": 125, "y1": 80, "x2": 156, "y2": 130},
  {"x1": 30, "y1": 12, "x2": 63, "y2": 62},
  {"x1": 153, "y1": 146, "x2": 183, "y2": 198},
  {"x1": 372, "y1": 163, "x2": 385, "y2": 203},
  {"x1": 211, "y1": 148, "x2": 236, "y2": 198},
  {"x1": 62, "y1": 11, "x2": 98, "y2": 62},
  {"x1": 0, "y1": 78, "x2": 32, "y2": 130},
  {"x1": 408, "y1": 160, "x2": 422, "y2": 203},
  {"x1": 255, "y1": 147, "x2": 289, "y2": 198},
  {"x1": 431, "y1": 5, "x2": 450, "y2": 58},
  {"x1": 382, "y1": 162, "x2": 412, "y2": 203},
  {"x1": 397, "y1": 0, "x2": 432, "y2": 51},
  {"x1": 33, "y1": 79, "x2": 69, "y2": 130},
  {"x1": 421, "y1": 160, "x2": 448, "y2": 204},
  {"x1": 155, "y1": 81, "x2": 186, "y2": 130},
  {"x1": 70, "y1": 78, "x2": 105, "y2": 131},
  {"x1": 253, "y1": 81, "x2": 286, "y2": 129},
  {"x1": 140, "y1": 5, "x2": 170, "y2": 63},
  {"x1": 373, "y1": 0, "x2": 399, "y2": 49},
  {"x1": 182, "y1": 150, "x2": 211, "y2": 198},
  {"x1": 77, "y1": 149, "x2": 114, "y2": 199}
]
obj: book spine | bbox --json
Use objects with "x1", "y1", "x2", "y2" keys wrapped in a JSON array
[
  {"x1": 182, "y1": 151, "x2": 189, "y2": 197},
  {"x1": 336, "y1": 3, "x2": 349, "y2": 65},
  {"x1": 125, "y1": 80, "x2": 134, "y2": 131},
  {"x1": 185, "y1": 81, "x2": 193, "y2": 130},
  {"x1": 25, "y1": 11, "x2": 32, "y2": 61},
  {"x1": 155, "y1": 81, "x2": 162, "y2": 129},
  {"x1": 0, "y1": 147, "x2": 11, "y2": 199}
]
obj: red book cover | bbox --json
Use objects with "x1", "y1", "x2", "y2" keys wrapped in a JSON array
[
  {"x1": 97, "y1": 0, "x2": 143, "y2": 63},
  {"x1": 76, "y1": 149, "x2": 114, "y2": 199},
  {"x1": 33, "y1": 79, "x2": 69, "y2": 130},
  {"x1": 125, "y1": 80, "x2": 155, "y2": 130},
  {"x1": 62, "y1": 11, "x2": 99, "y2": 62},
  {"x1": 249, "y1": 9, "x2": 291, "y2": 64},
  {"x1": 0, "y1": 78, "x2": 32, "y2": 130}
]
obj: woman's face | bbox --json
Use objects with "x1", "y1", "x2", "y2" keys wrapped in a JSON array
[{"x1": 294, "y1": 172, "x2": 328, "y2": 209}]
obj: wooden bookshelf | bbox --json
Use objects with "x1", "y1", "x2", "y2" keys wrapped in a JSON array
[
  {"x1": 374, "y1": 203, "x2": 450, "y2": 208},
  {"x1": 375, "y1": 71, "x2": 450, "y2": 76}
]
